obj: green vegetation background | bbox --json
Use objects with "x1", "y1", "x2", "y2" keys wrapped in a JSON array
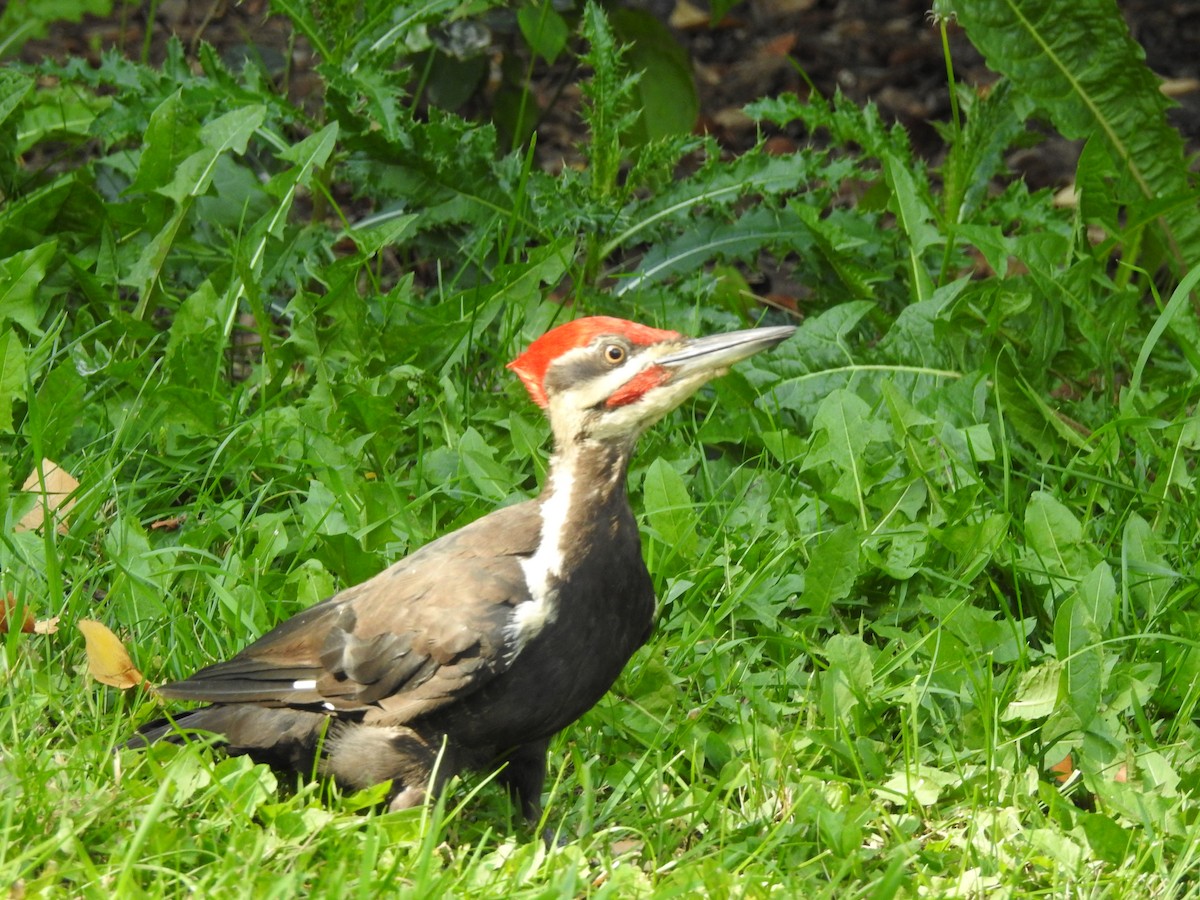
[{"x1": 2, "y1": 0, "x2": 1199, "y2": 895}]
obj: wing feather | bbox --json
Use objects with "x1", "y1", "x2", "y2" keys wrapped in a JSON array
[{"x1": 156, "y1": 501, "x2": 542, "y2": 722}]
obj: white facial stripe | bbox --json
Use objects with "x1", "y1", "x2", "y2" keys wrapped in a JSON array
[
  {"x1": 586, "y1": 368, "x2": 714, "y2": 441},
  {"x1": 507, "y1": 464, "x2": 577, "y2": 658}
]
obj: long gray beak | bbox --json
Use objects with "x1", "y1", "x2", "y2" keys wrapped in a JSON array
[{"x1": 657, "y1": 325, "x2": 796, "y2": 373}]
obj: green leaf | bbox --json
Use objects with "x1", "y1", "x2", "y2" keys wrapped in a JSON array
[
  {"x1": 1053, "y1": 592, "x2": 1102, "y2": 729},
  {"x1": 0, "y1": 328, "x2": 26, "y2": 432},
  {"x1": 160, "y1": 105, "x2": 266, "y2": 204},
  {"x1": 129, "y1": 90, "x2": 195, "y2": 194},
  {"x1": 0, "y1": 239, "x2": 56, "y2": 333},
  {"x1": 1121, "y1": 514, "x2": 1176, "y2": 619},
  {"x1": 0, "y1": 68, "x2": 33, "y2": 129},
  {"x1": 258, "y1": 122, "x2": 338, "y2": 242},
  {"x1": 882, "y1": 151, "x2": 937, "y2": 302},
  {"x1": 952, "y1": 0, "x2": 1200, "y2": 268},
  {"x1": 618, "y1": 207, "x2": 811, "y2": 294},
  {"x1": 642, "y1": 458, "x2": 697, "y2": 558},
  {"x1": 1022, "y1": 490, "x2": 1091, "y2": 599},
  {"x1": 1079, "y1": 813, "x2": 1135, "y2": 865},
  {"x1": 802, "y1": 523, "x2": 861, "y2": 616},
  {"x1": 763, "y1": 302, "x2": 874, "y2": 416},
  {"x1": 1002, "y1": 660, "x2": 1062, "y2": 721},
  {"x1": 610, "y1": 8, "x2": 698, "y2": 142},
  {"x1": 517, "y1": 1, "x2": 569, "y2": 64},
  {"x1": 459, "y1": 427, "x2": 512, "y2": 503}
]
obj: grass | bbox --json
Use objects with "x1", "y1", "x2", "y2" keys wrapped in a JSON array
[{"x1": 3, "y1": 0, "x2": 1200, "y2": 896}]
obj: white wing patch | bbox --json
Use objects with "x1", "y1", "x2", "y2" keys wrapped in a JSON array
[{"x1": 507, "y1": 464, "x2": 576, "y2": 658}]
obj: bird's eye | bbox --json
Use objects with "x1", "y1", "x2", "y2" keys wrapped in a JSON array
[{"x1": 603, "y1": 344, "x2": 626, "y2": 365}]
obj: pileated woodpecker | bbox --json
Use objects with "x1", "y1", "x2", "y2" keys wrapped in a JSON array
[{"x1": 133, "y1": 316, "x2": 794, "y2": 821}]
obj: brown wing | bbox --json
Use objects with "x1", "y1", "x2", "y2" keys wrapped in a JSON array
[{"x1": 156, "y1": 500, "x2": 541, "y2": 724}]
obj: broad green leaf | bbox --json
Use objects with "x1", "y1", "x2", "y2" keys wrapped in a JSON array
[
  {"x1": 1002, "y1": 660, "x2": 1062, "y2": 721},
  {"x1": 347, "y1": 213, "x2": 419, "y2": 258},
  {"x1": 642, "y1": 458, "x2": 697, "y2": 558},
  {"x1": 0, "y1": 68, "x2": 33, "y2": 129},
  {"x1": 160, "y1": 105, "x2": 266, "y2": 204},
  {"x1": 802, "y1": 523, "x2": 861, "y2": 616},
  {"x1": 619, "y1": 207, "x2": 811, "y2": 294},
  {"x1": 0, "y1": 239, "x2": 57, "y2": 332},
  {"x1": 939, "y1": 512, "x2": 1009, "y2": 582},
  {"x1": 882, "y1": 151, "x2": 937, "y2": 301},
  {"x1": 610, "y1": 8, "x2": 698, "y2": 142},
  {"x1": 1053, "y1": 592, "x2": 1102, "y2": 729},
  {"x1": 807, "y1": 390, "x2": 886, "y2": 522},
  {"x1": 16, "y1": 87, "x2": 108, "y2": 153},
  {"x1": 1022, "y1": 490, "x2": 1091, "y2": 598},
  {"x1": 1079, "y1": 813, "x2": 1135, "y2": 865},
  {"x1": 517, "y1": 1, "x2": 569, "y2": 63},
  {"x1": 1076, "y1": 561, "x2": 1116, "y2": 634},
  {"x1": 300, "y1": 479, "x2": 351, "y2": 536},
  {"x1": 262, "y1": 122, "x2": 339, "y2": 238},
  {"x1": 0, "y1": 329, "x2": 26, "y2": 432},
  {"x1": 1121, "y1": 514, "x2": 1176, "y2": 619},
  {"x1": 878, "y1": 764, "x2": 959, "y2": 806},
  {"x1": 823, "y1": 633, "x2": 875, "y2": 693},
  {"x1": 459, "y1": 427, "x2": 512, "y2": 502},
  {"x1": 129, "y1": 90, "x2": 195, "y2": 194}
]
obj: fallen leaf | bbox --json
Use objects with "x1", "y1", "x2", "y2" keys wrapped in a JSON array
[
  {"x1": 17, "y1": 459, "x2": 80, "y2": 534},
  {"x1": 1161, "y1": 76, "x2": 1200, "y2": 98},
  {"x1": 77, "y1": 619, "x2": 145, "y2": 689},
  {"x1": 33, "y1": 616, "x2": 60, "y2": 635},
  {"x1": 1049, "y1": 753, "x2": 1075, "y2": 783},
  {"x1": 669, "y1": 0, "x2": 710, "y2": 30},
  {"x1": 150, "y1": 514, "x2": 186, "y2": 531},
  {"x1": 0, "y1": 593, "x2": 35, "y2": 633}
]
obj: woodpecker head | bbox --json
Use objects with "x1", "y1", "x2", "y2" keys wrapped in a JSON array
[{"x1": 508, "y1": 316, "x2": 795, "y2": 447}]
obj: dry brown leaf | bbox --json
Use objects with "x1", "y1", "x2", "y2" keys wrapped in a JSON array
[
  {"x1": 77, "y1": 619, "x2": 145, "y2": 689},
  {"x1": 150, "y1": 514, "x2": 186, "y2": 531},
  {"x1": 17, "y1": 459, "x2": 80, "y2": 534},
  {"x1": 0, "y1": 594, "x2": 60, "y2": 634},
  {"x1": 669, "y1": 0, "x2": 710, "y2": 29},
  {"x1": 1161, "y1": 76, "x2": 1200, "y2": 98},
  {"x1": 0, "y1": 593, "x2": 35, "y2": 633}
]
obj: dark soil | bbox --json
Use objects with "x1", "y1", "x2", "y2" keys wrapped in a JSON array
[{"x1": 16, "y1": 0, "x2": 1200, "y2": 190}]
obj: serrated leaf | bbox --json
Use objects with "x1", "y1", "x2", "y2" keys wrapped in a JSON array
[
  {"x1": 802, "y1": 523, "x2": 861, "y2": 616},
  {"x1": 882, "y1": 151, "x2": 937, "y2": 301},
  {"x1": 262, "y1": 122, "x2": 339, "y2": 238},
  {"x1": 129, "y1": 90, "x2": 195, "y2": 194},
  {"x1": 159, "y1": 105, "x2": 265, "y2": 204},
  {"x1": 762, "y1": 302, "x2": 874, "y2": 415},
  {"x1": 459, "y1": 427, "x2": 511, "y2": 502},
  {"x1": 953, "y1": 0, "x2": 1200, "y2": 267},
  {"x1": 0, "y1": 239, "x2": 57, "y2": 333},
  {"x1": 0, "y1": 68, "x2": 33, "y2": 130},
  {"x1": 77, "y1": 619, "x2": 145, "y2": 689},
  {"x1": 0, "y1": 329, "x2": 25, "y2": 433},
  {"x1": 618, "y1": 207, "x2": 810, "y2": 294},
  {"x1": 1002, "y1": 660, "x2": 1062, "y2": 721},
  {"x1": 642, "y1": 458, "x2": 697, "y2": 558}
]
